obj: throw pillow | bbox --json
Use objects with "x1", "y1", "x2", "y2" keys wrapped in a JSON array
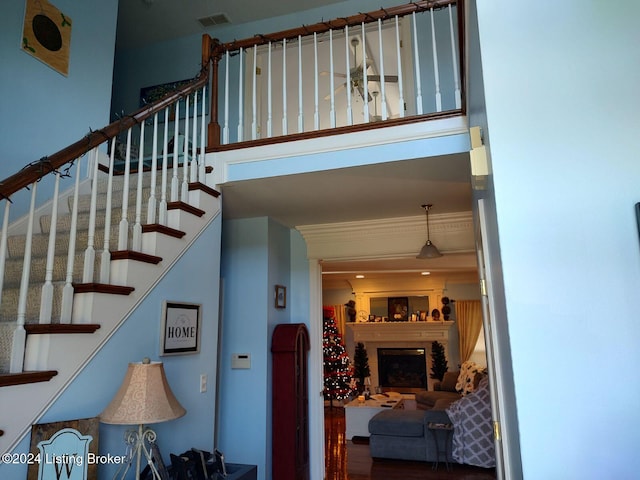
[
  {"x1": 455, "y1": 361, "x2": 485, "y2": 396},
  {"x1": 440, "y1": 371, "x2": 459, "y2": 392}
]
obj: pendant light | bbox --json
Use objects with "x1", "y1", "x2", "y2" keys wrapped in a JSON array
[{"x1": 416, "y1": 204, "x2": 443, "y2": 259}]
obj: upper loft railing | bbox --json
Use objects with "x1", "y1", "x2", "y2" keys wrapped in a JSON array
[{"x1": 204, "y1": 0, "x2": 465, "y2": 150}]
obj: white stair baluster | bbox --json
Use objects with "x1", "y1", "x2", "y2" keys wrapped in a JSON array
[
  {"x1": 10, "y1": 182, "x2": 37, "y2": 372},
  {"x1": 82, "y1": 148, "x2": 99, "y2": 283},
  {"x1": 297, "y1": 36, "x2": 304, "y2": 133},
  {"x1": 60, "y1": 160, "x2": 82, "y2": 324},
  {"x1": 199, "y1": 86, "x2": 207, "y2": 182},
  {"x1": 191, "y1": 90, "x2": 199, "y2": 183},
  {"x1": 345, "y1": 25, "x2": 353, "y2": 126},
  {"x1": 237, "y1": 47, "x2": 244, "y2": 142},
  {"x1": 378, "y1": 19, "x2": 388, "y2": 121},
  {"x1": 267, "y1": 41, "x2": 273, "y2": 138},
  {"x1": 132, "y1": 121, "x2": 145, "y2": 251},
  {"x1": 412, "y1": 12, "x2": 423, "y2": 115},
  {"x1": 430, "y1": 8, "x2": 442, "y2": 112},
  {"x1": 0, "y1": 200, "x2": 11, "y2": 307},
  {"x1": 395, "y1": 16, "x2": 405, "y2": 118},
  {"x1": 159, "y1": 107, "x2": 169, "y2": 224},
  {"x1": 282, "y1": 38, "x2": 288, "y2": 135},
  {"x1": 448, "y1": 4, "x2": 461, "y2": 109},
  {"x1": 181, "y1": 95, "x2": 190, "y2": 202},
  {"x1": 100, "y1": 138, "x2": 116, "y2": 283},
  {"x1": 118, "y1": 128, "x2": 133, "y2": 250},
  {"x1": 251, "y1": 46, "x2": 258, "y2": 140},
  {"x1": 171, "y1": 99, "x2": 180, "y2": 203},
  {"x1": 361, "y1": 23, "x2": 370, "y2": 122},
  {"x1": 329, "y1": 29, "x2": 336, "y2": 128},
  {"x1": 148, "y1": 112, "x2": 159, "y2": 224},
  {"x1": 313, "y1": 32, "x2": 319, "y2": 130},
  {"x1": 39, "y1": 173, "x2": 60, "y2": 323},
  {"x1": 223, "y1": 50, "x2": 230, "y2": 145}
]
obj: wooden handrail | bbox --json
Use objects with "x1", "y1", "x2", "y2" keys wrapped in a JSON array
[{"x1": 0, "y1": 51, "x2": 213, "y2": 201}]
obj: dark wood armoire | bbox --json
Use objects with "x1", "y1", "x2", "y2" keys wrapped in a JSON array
[{"x1": 271, "y1": 323, "x2": 310, "y2": 480}]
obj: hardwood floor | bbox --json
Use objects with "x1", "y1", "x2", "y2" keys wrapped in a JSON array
[{"x1": 324, "y1": 406, "x2": 496, "y2": 480}]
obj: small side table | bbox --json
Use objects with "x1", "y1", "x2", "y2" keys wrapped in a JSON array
[{"x1": 427, "y1": 422, "x2": 454, "y2": 471}]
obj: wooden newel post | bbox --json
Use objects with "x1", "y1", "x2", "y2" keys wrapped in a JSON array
[{"x1": 203, "y1": 34, "x2": 222, "y2": 149}]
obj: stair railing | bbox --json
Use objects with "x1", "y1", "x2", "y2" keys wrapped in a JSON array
[
  {"x1": 205, "y1": 0, "x2": 464, "y2": 149},
  {"x1": 0, "y1": 36, "x2": 215, "y2": 374}
]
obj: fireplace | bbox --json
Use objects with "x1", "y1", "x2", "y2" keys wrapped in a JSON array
[
  {"x1": 377, "y1": 348, "x2": 427, "y2": 389},
  {"x1": 347, "y1": 322, "x2": 454, "y2": 391}
]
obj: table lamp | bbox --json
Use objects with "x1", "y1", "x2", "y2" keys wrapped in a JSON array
[{"x1": 100, "y1": 358, "x2": 186, "y2": 480}]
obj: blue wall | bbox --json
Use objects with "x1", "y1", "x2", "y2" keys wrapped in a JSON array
[
  {"x1": 0, "y1": 215, "x2": 222, "y2": 478},
  {"x1": 476, "y1": 1, "x2": 640, "y2": 478},
  {"x1": 219, "y1": 217, "x2": 310, "y2": 480},
  {"x1": 1, "y1": 0, "x2": 118, "y2": 219}
]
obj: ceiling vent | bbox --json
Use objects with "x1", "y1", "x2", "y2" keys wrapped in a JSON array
[{"x1": 198, "y1": 13, "x2": 231, "y2": 27}]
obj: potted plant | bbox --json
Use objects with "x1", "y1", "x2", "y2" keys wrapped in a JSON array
[{"x1": 353, "y1": 342, "x2": 371, "y2": 393}]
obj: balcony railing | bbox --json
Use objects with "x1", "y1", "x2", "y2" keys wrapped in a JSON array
[{"x1": 205, "y1": 0, "x2": 464, "y2": 150}]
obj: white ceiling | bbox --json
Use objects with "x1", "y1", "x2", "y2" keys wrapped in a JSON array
[{"x1": 116, "y1": 0, "x2": 347, "y2": 48}]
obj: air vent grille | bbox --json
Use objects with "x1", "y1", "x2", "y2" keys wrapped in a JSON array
[{"x1": 198, "y1": 13, "x2": 231, "y2": 27}]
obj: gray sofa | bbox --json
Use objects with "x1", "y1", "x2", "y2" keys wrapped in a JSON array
[
  {"x1": 368, "y1": 407, "x2": 454, "y2": 463},
  {"x1": 368, "y1": 368, "x2": 488, "y2": 464}
]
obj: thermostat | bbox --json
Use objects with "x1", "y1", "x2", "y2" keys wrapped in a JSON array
[{"x1": 231, "y1": 353, "x2": 251, "y2": 369}]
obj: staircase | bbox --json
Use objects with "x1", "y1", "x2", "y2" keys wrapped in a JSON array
[
  {"x1": 0, "y1": 72, "x2": 220, "y2": 453},
  {"x1": 0, "y1": 153, "x2": 220, "y2": 452}
]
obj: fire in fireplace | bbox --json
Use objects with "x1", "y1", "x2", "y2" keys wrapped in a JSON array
[{"x1": 377, "y1": 348, "x2": 427, "y2": 390}]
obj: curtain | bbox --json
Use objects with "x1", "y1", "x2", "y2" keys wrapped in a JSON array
[
  {"x1": 333, "y1": 304, "x2": 347, "y2": 335},
  {"x1": 456, "y1": 300, "x2": 483, "y2": 363}
]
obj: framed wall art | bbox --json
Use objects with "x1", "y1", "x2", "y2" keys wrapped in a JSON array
[
  {"x1": 275, "y1": 285, "x2": 286, "y2": 309},
  {"x1": 161, "y1": 301, "x2": 202, "y2": 356},
  {"x1": 22, "y1": 0, "x2": 72, "y2": 76},
  {"x1": 388, "y1": 297, "x2": 409, "y2": 321}
]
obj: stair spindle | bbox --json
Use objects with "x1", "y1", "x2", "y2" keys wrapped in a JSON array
[
  {"x1": 132, "y1": 121, "x2": 145, "y2": 251},
  {"x1": 395, "y1": 16, "x2": 405, "y2": 118},
  {"x1": 448, "y1": 4, "x2": 461, "y2": 109},
  {"x1": 181, "y1": 95, "x2": 190, "y2": 202},
  {"x1": 159, "y1": 107, "x2": 169, "y2": 224},
  {"x1": 39, "y1": 172, "x2": 61, "y2": 322},
  {"x1": 430, "y1": 8, "x2": 442, "y2": 112},
  {"x1": 10, "y1": 182, "x2": 37, "y2": 372},
  {"x1": 147, "y1": 112, "x2": 159, "y2": 225},
  {"x1": 60, "y1": 160, "x2": 82, "y2": 324},
  {"x1": 82, "y1": 148, "x2": 99, "y2": 283},
  {"x1": 100, "y1": 138, "x2": 116, "y2": 283},
  {"x1": 118, "y1": 128, "x2": 132, "y2": 250},
  {"x1": 191, "y1": 89, "x2": 199, "y2": 183},
  {"x1": 412, "y1": 12, "x2": 423, "y2": 115},
  {"x1": 199, "y1": 86, "x2": 207, "y2": 183}
]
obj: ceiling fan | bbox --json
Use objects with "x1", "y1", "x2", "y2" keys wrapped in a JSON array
[{"x1": 323, "y1": 37, "x2": 398, "y2": 103}]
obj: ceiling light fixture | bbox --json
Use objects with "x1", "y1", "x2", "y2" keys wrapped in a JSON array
[{"x1": 416, "y1": 204, "x2": 443, "y2": 259}]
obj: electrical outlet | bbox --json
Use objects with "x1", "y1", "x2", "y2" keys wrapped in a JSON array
[{"x1": 199, "y1": 374, "x2": 207, "y2": 393}]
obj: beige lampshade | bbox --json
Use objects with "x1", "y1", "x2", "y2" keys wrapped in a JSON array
[{"x1": 100, "y1": 359, "x2": 186, "y2": 425}]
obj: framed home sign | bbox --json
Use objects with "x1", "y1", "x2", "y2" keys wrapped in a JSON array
[{"x1": 161, "y1": 301, "x2": 201, "y2": 356}]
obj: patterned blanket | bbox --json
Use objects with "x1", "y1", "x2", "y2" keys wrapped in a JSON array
[{"x1": 446, "y1": 376, "x2": 495, "y2": 468}]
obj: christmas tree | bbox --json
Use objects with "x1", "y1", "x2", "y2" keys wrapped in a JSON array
[
  {"x1": 353, "y1": 342, "x2": 371, "y2": 391},
  {"x1": 323, "y1": 307, "x2": 355, "y2": 402},
  {"x1": 429, "y1": 340, "x2": 448, "y2": 381}
]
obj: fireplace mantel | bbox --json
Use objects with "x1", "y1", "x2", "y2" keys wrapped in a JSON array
[
  {"x1": 346, "y1": 321, "x2": 454, "y2": 391},
  {"x1": 347, "y1": 321, "x2": 454, "y2": 343}
]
